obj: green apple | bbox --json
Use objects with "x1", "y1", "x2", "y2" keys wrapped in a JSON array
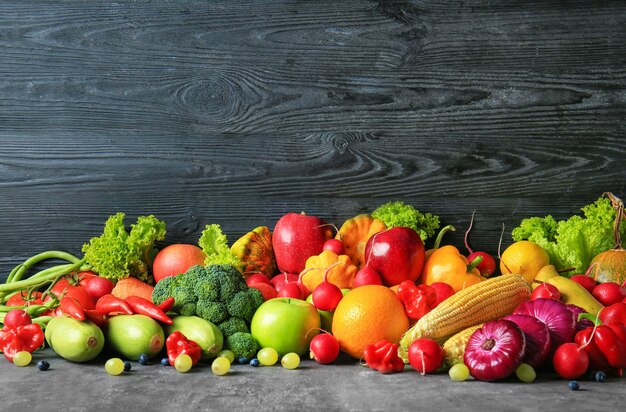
[
  {"x1": 250, "y1": 297, "x2": 320, "y2": 356},
  {"x1": 306, "y1": 288, "x2": 350, "y2": 331}
]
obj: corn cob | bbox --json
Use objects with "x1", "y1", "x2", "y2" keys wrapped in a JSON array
[
  {"x1": 442, "y1": 324, "x2": 483, "y2": 368},
  {"x1": 398, "y1": 273, "x2": 531, "y2": 362}
]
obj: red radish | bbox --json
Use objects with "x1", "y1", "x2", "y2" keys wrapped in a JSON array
[
  {"x1": 250, "y1": 283, "x2": 278, "y2": 301},
  {"x1": 270, "y1": 273, "x2": 299, "y2": 291},
  {"x1": 592, "y1": 282, "x2": 626, "y2": 306},
  {"x1": 352, "y1": 266, "x2": 383, "y2": 288},
  {"x1": 464, "y1": 211, "x2": 497, "y2": 277},
  {"x1": 429, "y1": 282, "x2": 455, "y2": 307},
  {"x1": 246, "y1": 273, "x2": 271, "y2": 287},
  {"x1": 553, "y1": 342, "x2": 589, "y2": 379},
  {"x1": 464, "y1": 319, "x2": 526, "y2": 381},
  {"x1": 312, "y1": 264, "x2": 344, "y2": 311},
  {"x1": 3, "y1": 309, "x2": 32, "y2": 329},
  {"x1": 79, "y1": 275, "x2": 114, "y2": 300},
  {"x1": 323, "y1": 239, "x2": 345, "y2": 255},
  {"x1": 309, "y1": 333, "x2": 340, "y2": 364},
  {"x1": 570, "y1": 274, "x2": 597, "y2": 294},
  {"x1": 277, "y1": 282, "x2": 304, "y2": 300},
  {"x1": 531, "y1": 283, "x2": 561, "y2": 301},
  {"x1": 407, "y1": 338, "x2": 443, "y2": 374}
]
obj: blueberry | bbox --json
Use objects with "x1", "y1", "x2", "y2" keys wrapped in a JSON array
[
  {"x1": 250, "y1": 358, "x2": 260, "y2": 367},
  {"x1": 595, "y1": 371, "x2": 606, "y2": 382},
  {"x1": 36, "y1": 360, "x2": 50, "y2": 371},
  {"x1": 568, "y1": 380, "x2": 580, "y2": 391},
  {"x1": 237, "y1": 356, "x2": 249, "y2": 365},
  {"x1": 160, "y1": 357, "x2": 170, "y2": 366},
  {"x1": 123, "y1": 361, "x2": 132, "y2": 372},
  {"x1": 138, "y1": 354, "x2": 149, "y2": 365}
]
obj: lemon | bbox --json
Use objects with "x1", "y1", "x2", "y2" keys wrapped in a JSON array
[{"x1": 500, "y1": 241, "x2": 550, "y2": 283}]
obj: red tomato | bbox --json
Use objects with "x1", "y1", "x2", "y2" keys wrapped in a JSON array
[
  {"x1": 6, "y1": 291, "x2": 44, "y2": 307},
  {"x1": 48, "y1": 284, "x2": 95, "y2": 310},
  {"x1": 152, "y1": 244, "x2": 206, "y2": 283},
  {"x1": 79, "y1": 275, "x2": 114, "y2": 300}
]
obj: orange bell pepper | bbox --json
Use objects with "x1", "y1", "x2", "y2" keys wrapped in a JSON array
[{"x1": 421, "y1": 245, "x2": 483, "y2": 292}]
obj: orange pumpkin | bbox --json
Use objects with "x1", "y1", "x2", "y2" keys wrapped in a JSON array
[
  {"x1": 300, "y1": 250, "x2": 358, "y2": 292},
  {"x1": 336, "y1": 214, "x2": 386, "y2": 269},
  {"x1": 231, "y1": 226, "x2": 276, "y2": 278}
]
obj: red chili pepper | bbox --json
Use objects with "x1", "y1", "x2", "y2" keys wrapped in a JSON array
[
  {"x1": 0, "y1": 323, "x2": 45, "y2": 362},
  {"x1": 363, "y1": 339, "x2": 405, "y2": 374},
  {"x1": 599, "y1": 302, "x2": 626, "y2": 326},
  {"x1": 158, "y1": 297, "x2": 175, "y2": 313},
  {"x1": 84, "y1": 309, "x2": 108, "y2": 327},
  {"x1": 60, "y1": 296, "x2": 86, "y2": 321},
  {"x1": 575, "y1": 323, "x2": 626, "y2": 373},
  {"x1": 396, "y1": 281, "x2": 437, "y2": 321},
  {"x1": 166, "y1": 331, "x2": 201, "y2": 366},
  {"x1": 125, "y1": 296, "x2": 172, "y2": 324},
  {"x1": 96, "y1": 294, "x2": 134, "y2": 315}
]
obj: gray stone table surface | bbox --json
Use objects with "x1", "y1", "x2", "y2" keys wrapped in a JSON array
[{"x1": 0, "y1": 349, "x2": 624, "y2": 411}]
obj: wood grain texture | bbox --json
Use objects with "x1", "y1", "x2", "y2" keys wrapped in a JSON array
[{"x1": 1, "y1": 0, "x2": 625, "y2": 280}]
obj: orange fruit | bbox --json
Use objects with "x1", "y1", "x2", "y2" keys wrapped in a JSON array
[{"x1": 331, "y1": 285, "x2": 409, "y2": 358}]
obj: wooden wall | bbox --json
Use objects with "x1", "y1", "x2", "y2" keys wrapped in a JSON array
[{"x1": 1, "y1": 0, "x2": 625, "y2": 280}]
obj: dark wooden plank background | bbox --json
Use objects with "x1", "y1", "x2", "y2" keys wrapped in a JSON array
[{"x1": 1, "y1": 0, "x2": 625, "y2": 281}]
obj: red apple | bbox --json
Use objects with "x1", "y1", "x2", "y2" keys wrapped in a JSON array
[
  {"x1": 364, "y1": 227, "x2": 425, "y2": 286},
  {"x1": 272, "y1": 212, "x2": 333, "y2": 273},
  {"x1": 570, "y1": 274, "x2": 597, "y2": 294},
  {"x1": 153, "y1": 244, "x2": 206, "y2": 283}
]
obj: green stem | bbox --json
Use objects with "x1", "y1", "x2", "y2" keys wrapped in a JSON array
[
  {"x1": 579, "y1": 312, "x2": 602, "y2": 326},
  {"x1": 431, "y1": 225, "x2": 456, "y2": 250},
  {"x1": 0, "y1": 259, "x2": 85, "y2": 294},
  {"x1": 467, "y1": 255, "x2": 484, "y2": 272},
  {"x1": 8, "y1": 251, "x2": 81, "y2": 283}
]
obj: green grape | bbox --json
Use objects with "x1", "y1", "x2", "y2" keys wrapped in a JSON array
[
  {"x1": 281, "y1": 353, "x2": 300, "y2": 370},
  {"x1": 218, "y1": 349, "x2": 235, "y2": 364},
  {"x1": 257, "y1": 347, "x2": 278, "y2": 366},
  {"x1": 105, "y1": 358, "x2": 125, "y2": 376},
  {"x1": 212, "y1": 356, "x2": 230, "y2": 376},
  {"x1": 516, "y1": 363, "x2": 536, "y2": 383},
  {"x1": 449, "y1": 363, "x2": 470, "y2": 382},
  {"x1": 13, "y1": 351, "x2": 32, "y2": 367},
  {"x1": 174, "y1": 354, "x2": 193, "y2": 373}
]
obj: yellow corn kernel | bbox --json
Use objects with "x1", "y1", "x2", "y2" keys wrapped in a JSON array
[{"x1": 442, "y1": 324, "x2": 482, "y2": 368}]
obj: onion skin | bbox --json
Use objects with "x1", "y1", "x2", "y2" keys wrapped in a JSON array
[
  {"x1": 513, "y1": 298, "x2": 576, "y2": 353},
  {"x1": 503, "y1": 314, "x2": 551, "y2": 369},
  {"x1": 464, "y1": 320, "x2": 526, "y2": 382}
]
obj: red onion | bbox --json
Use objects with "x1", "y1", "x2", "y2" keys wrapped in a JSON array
[
  {"x1": 502, "y1": 314, "x2": 551, "y2": 368},
  {"x1": 464, "y1": 319, "x2": 526, "y2": 382},
  {"x1": 565, "y1": 304, "x2": 595, "y2": 332},
  {"x1": 513, "y1": 298, "x2": 576, "y2": 352}
]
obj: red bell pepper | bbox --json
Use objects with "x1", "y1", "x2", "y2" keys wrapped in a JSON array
[
  {"x1": 575, "y1": 323, "x2": 626, "y2": 373},
  {"x1": 166, "y1": 331, "x2": 202, "y2": 366},
  {"x1": 396, "y1": 281, "x2": 437, "y2": 321},
  {"x1": 60, "y1": 296, "x2": 86, "y2": 321},
  {"x1": 0, "y1": 314, "x2": 45, "y2": 362},
  {"x1": 363, "y1": 339, "x2": 405, "y2": 374},
  {"x1": 125, "y1": 296, "x2": 172, "y2": 324},
  {"x1": 96, "y1": 294, "x2": 134, "y2": 315},
  {"x1": 599, "y1": 302, "x2": 626, "y2": 326}
]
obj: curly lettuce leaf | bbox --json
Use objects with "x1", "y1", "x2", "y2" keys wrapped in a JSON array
[
  {"x1": 198, "y1": 224, "x2": 241, "y2": 268},
  {"x1": 512, "y1": 197, "x2": 625, "y2": 273},
  {"x1": 371, "y1": 201, "x2": 440, "y2": 241},
  {"x1": 82, "y1": 213, "x2": 166, "y2": 283}
]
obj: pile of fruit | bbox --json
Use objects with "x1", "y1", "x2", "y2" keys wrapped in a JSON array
[{"x1": 1, "y1": 194, "x2": 625, "y2": 387}]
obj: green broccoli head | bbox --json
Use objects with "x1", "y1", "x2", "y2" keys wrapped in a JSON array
[
  {"x1": 195, "y1": 301, "x2": 229, "y2": 324},
  {"x1": 168, "y1": 276, "x2": 198, "y2": 316},
  {"x1": 225, "y1": 332, "x2": 258, "y2": 359},
  {"x1": 205, "y1": 264, "x2": 247, "y2": 301},
  {"x1": 183, "y1": 265, "x2": 220, "y2": 302},
  {"x1": 226, "y1": 288, "x2": 264, "y2": 323},
  {"x1": 151, "y1": 275, "x2": 178, "y2": 306},
  {"x1": 217, "y1": 317, "x2": 249, "y2": 338}
]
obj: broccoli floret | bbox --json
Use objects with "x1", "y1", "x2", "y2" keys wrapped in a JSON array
[
  {"x1": 217, "y1": 317, "x2": 249, "y2": 338},
  {"x1": 195, "y1": 301, "x2": 229, "y2": 324},
  {"x1": 151, "y1": 275, "x2": 178, "y2": 306},
  {"x1": 205, "y1": 264, "x2": 247, "y2": 301},
  {"x1": 169, "y1": 276, "x2": 198, "y2": 316},
  {"x1": 226, "y1": 288, "x2": 264, "y2": 323},
  {"x1": 184, "y1": 265, "x2": 220, "y2": 301},
  {"x1": 225, "y1": 332, "x2": 258, "y2": 359}
]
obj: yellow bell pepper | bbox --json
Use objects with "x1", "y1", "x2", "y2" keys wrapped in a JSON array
[{"x1": 421, "y1": 245, "x2": 483, "y2": 292}]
